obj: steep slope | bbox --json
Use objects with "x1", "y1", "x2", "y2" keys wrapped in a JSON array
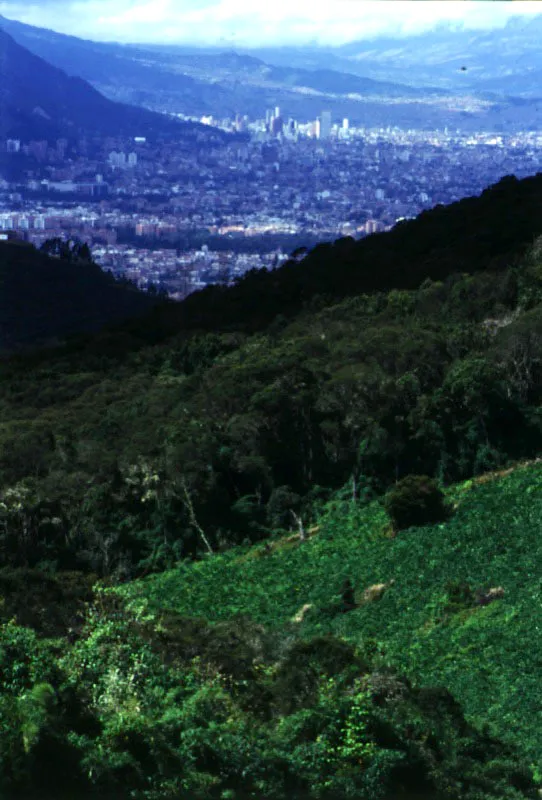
[
  {"x1": 0, "y1": 14, "x2": 217, "y2": 115},
  {"x1": 0, "y1": 148, "x2": 541, "y2": 800},
  {"x1": 1, "y1": 208, "x2": 542, "y2": 577},
  {"x1": 0, "y1": 28, "x2": 217, "y2": 140},
  {"x1": 1, "y1": 498, "x2": 538, "y2": 800},
  {"x1": 0, "y1": 171, "x2": 541, "y2": 575},
  {"x1": 114, "y1": 459, "x2": 542, "y2": 780}
]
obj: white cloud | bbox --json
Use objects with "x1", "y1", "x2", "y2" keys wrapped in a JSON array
[{"x1": 1, "y1": 0, "x2": 541, "y2": 45}]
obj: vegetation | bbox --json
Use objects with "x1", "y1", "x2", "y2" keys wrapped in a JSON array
[
  {"x1": 0, "y1": 238, "x2": 161, "y2": 351},
  {"x1": 383, "y1": 475, "x2": 450, "y2": 533},
  {"x1": 112, "y1": 460, "x2": 542, "y2": 790},
  {"x1": 2, "y1": 172, "x2": 542, "y2": 796},
  {"x1": 2, "y1": 461, "x2": 542, "y2": 798},
  {"x1": 3, "y1": 214, "x2": 542, "y2": 577}
]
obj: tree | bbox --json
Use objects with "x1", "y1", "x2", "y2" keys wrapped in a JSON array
[{"x1": 384, "y1": 474, "x2": 450, "y2": 534}]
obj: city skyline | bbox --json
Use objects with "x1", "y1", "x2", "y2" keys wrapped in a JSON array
[{"x1": 0, "y1": 0, "x2": 541, "y2": 46}]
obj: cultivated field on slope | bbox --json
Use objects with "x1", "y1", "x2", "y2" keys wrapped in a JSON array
[{"x1": 116, "y1": 460, "x2": 542, "y2": 774}]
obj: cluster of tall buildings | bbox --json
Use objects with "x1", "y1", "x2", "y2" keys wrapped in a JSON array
[
  {"x1": 262, "y1": 108, "x2": 349, "y2": 141},
  {"x1": 265, "y1": 107, "x2": 290, "y2": 137}
]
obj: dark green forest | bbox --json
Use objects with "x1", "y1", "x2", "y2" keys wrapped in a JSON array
[{"x1": 2, "y1": 172, "x2": 542, "y2": 798}]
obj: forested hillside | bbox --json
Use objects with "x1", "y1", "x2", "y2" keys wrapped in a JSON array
[
  {"x1": 2, "y1": 172, "x2": 542, "y2": 798},
  {"x1": 0, "y1": 239, "x2": 160, "y2": 352},
  {"x1": 2, "y1": 199, "x2": 542, "y2": 577}
]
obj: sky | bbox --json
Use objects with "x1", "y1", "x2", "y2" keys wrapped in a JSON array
[{"x1": 0, "y1": 0, "x2": 541, "y2": 46}]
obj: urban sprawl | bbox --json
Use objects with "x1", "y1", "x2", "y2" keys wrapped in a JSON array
[{"x1": 2, "y1": 107, "x2": 542, "y2": 298}]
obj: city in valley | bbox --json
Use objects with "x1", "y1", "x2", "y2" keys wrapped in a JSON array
[{"x1": 2, "y1": 112, "x2": 541, "y2": 299}]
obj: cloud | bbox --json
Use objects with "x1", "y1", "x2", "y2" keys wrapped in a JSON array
[{"x1": 0, "y1": 0, "x2": 541, "y2": 45}]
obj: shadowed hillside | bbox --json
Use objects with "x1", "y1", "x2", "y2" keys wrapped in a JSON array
[
  {"x1": 122, "y1": 171, "x2": 542, "y2": 341},
  {"x1": 0, "y1": 239, "x2": 162, "y2": 352}
]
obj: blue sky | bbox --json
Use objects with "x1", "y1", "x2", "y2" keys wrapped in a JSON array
[{"x1": 0, "y1": 0, "x2": 541, "y2": 46}]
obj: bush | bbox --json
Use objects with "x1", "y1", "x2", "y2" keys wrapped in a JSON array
[
  {"x1": 272, "y1": 635, "x2": 367, "y2": 715},
  {"x1": 384, "y1": 475, "x2": 450, "y2": 533}
]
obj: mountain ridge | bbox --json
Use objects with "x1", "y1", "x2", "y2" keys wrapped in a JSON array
[
  {"x1": 0, "y1": 27, "x2": 225, "y2": 141},
  {"x1": 1, "y1": 13, "x2": 516, "y2": 130}
]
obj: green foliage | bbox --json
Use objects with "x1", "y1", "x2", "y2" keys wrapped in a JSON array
[
  {"x1": 2, "y1": 229, "x2": 542, "y2": 575},
  {"x1": 1, "y1": 480, "x2": 541, "y2": 799},
  {"x1": 18, "y1": 682, "x2": 56, "y2": 754},
  {"x1": 383, "y1": 474, "x2": 451, "y2": 533},
  {"x1": 115, "y1": 460, "x2": 542, "y2": 793},
  {"x1": 2, "y1": 174, "x2": 542, "y2": 798},
  {"x1": 0, "y1": 620, "x2": 61, "y2": 694},
  {"x1": 272, "y1": 636, "x2": 365, "y2": 715}
]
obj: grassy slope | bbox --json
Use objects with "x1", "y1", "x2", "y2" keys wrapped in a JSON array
[{"x1": 115, "y1": 459, "x2": 542, "y2": 772}]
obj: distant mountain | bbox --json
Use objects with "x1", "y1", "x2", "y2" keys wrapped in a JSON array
[
  {"x1": 321, "y1": 17, "x2": 542, "y2": 96},
  {"x1": 230, "y1": 17, "x2": 542, "y2": 97},
  {"x1": 0, "y1": 14, "x2": 494, "y2": 132},
  {"x1": 0, "y1": 239, "x2": 160, "y2": 352},
  {"x1": 2, "y1": 14, "x2": 542, "y2": 131},
  {"x1": 117, "y1": 43, "x2": 444, "y2": 98},
  {"x1": 0, "y1": 28, "x2": 224, "y2": 141},
  {"x1": 0, "y1": 15, "x2": 443, "y2": 115},
  {"x1": 0, "y1": 15, "x2": 225, "y2": 119}
]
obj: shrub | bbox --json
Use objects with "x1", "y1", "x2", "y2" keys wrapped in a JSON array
[
  {"x1": 272, "y1": 635, "x2": 367, "y2": 715},
  {"x1": 384, "y1": 474, "x2": 450, "y2": 533}
]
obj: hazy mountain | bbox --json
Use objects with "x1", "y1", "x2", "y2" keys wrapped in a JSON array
[
  {"x1": 288, "y1": 17, "x2": 542, "y2": 96},
  {"x1": 0, "y1": 13, "x2": 500, "y2": 132},
  {"x1": 0, "y1": 15, "x2": 227, "y2": 119},
  {"x1": 118, "y1": 43, "x2": 445, "y2": 98},
  {"x1": 0, "y1": 28, "x2": 223, "y2": 141}
]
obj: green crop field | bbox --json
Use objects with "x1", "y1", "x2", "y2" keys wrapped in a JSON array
[{"x1": 115, "y1": 459, "x2": 542, "y2": 776}]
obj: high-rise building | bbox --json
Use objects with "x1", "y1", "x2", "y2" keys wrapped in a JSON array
[
  {"x1": 109, "y1": 151, "x2": 128, "y2": 167},
  {"x1": 127, "y1": 152, "x2": 138, "y2": 167},
  {"x1": 320, "y1": 110, "x2": 332, "y2": 139},
  {"x1": 6, "y1": 139, "x2": 20, "y2": 153},
  {"x1": 274, "y1": 106, "x2": 281, "y2": 119},
  {"x1": 271, "y1": 116, "x2": 283, "y2": 136},
  {"x1": 342, "y1": 118, "x2": 349, "y2": 130}
]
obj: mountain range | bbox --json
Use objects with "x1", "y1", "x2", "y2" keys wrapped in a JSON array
[
  {"x1": 0, "y1": 14, "x2": 447, "y2": 125},
  {"x1": 3, "y1": 14, "x2": 542, "y2": 131},
  {"x1": 236, "y1": 16, "x2": 542, "y2": 96}
]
